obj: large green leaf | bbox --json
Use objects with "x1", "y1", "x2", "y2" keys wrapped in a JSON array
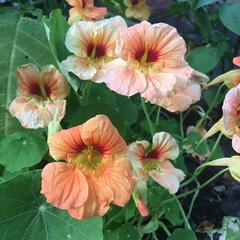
[
  {"x1": 219, "y1": 2, "x2": 240, "y2": 36},
  {"x1": 167, "y1": 229, "x2": 197, "y2": 240},
  {"x1": 0, "y1": 170, "x2": 103, "y2": 240},
  {"x1": 0, "y1": 130, "x2": 48, "y2": 172},
  {"x1": 0, "y1": 8, "x2": 56, "y2": 134},
  {"x1": 187, "y1": 45, "x2": 220, "y2": 73},
  {"x1": 195, "y1": 0, "x2": 219, "y2": 9}
]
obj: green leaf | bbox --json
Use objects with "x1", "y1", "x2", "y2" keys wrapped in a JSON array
[
  {"x1": 0, "y1": 130, "x2": 48, "y2": 172},
  {"x1": 167, "y1": 229, "x2": 197, "y2": 240},
  {"x1": 0, "y1": 170, "x2": 103, "y2": 240},
  {"x1": 219, "y1": 2, "x2": 240, "y2": 36},
  {"x1": 187, "y1": 45, "x2": 220, "y2": 73},
  {"x1": 195, "y1": 0, "x2": 218, "y2": 9},
  {"x1": 68, "y1": 102, "x2": 126, "y2": 137},
  {"x1": 43, "y1": 9, "x2": 78, "y2": 91},
  {"x1": 118, "y1": 223, "x2": 140, "y2": 240},
  {"x1": 0, "y1": 8, "x2": 56, "y2": 134},
  {"x1": 186, "y1": 131, "x2": 208, "y2": 155}
]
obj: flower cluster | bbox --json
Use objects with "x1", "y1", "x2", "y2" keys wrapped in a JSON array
[{"x1": 8, "y1": 1, "x2": 211, "y2": 220}]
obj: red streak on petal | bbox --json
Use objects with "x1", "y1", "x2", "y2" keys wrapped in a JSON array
[
  {"x1": 132, "y1": 0, "x2": 140, "y2": 5},
  {"x1": 134, "y1": 48, "x2": 145, "y2": 62},
  {"x1": 29, "y1": 82, "x2": 42, "y2": 96},
  {"x1": 145, "y1": 149, "x2": 160, "y2": 159},
  {"x1": 146, "y1": 49, "x2": 160, "y2": 63},
  {"x1": 86, "y1": 42, "x2": 106, "y2": 58}
]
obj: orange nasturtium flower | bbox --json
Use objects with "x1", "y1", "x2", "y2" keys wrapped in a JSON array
[
  {"x1": 97, "y1": 21, "x2": 208, "y2": 112},
  {"x1": 128, "y1": 132, "x2": 185, "y2": 216},
  {"x1": 62, "y1": 16, "x2": 126, "y2": 81},
  {"x1": 9, "y1": 64, "x2": 69, "y2": 129},
  {"x1": 123, "y1": 0, "x2": 151, "y2": 21},
  {"x1": 66, "y1": 0, "x2": 108, "y2": 25},
  {"x1": 41, "y1": 115, "x2": 136, "y2": 219}
]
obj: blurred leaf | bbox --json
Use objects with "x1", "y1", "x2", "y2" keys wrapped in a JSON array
[
  {"x1": 0, "y1": 8, "x2": 56, "y2": 134},
  {"x1": 168, "y1": 229, "x2": 197, "y2": 240},
  {"x1": 43, "y1": 9, "x2": 78, "y2": 91},
  {"x1": 186, "y1": 131, "x2": 208, "y2": 155},
  {"x1": 195, "y1": 0, "x2": 218, "y2": 9},
  {"x1": 174, "y1": 154, "x2": 188, "y2": 175},
  {"x1": 0, "y1": 130, "x2": 48, "y2": 172},
  {"x1": 208, "y1": 139, "x2": 224, "y2": 160},
  {"x1": 165, "y1": 201, "x2": 183, "y2": 226},
  {"x1": 187, "y1": 45, "x2": 221, "y2": 73},
  {"x1": 68, "y1": 102, "x2": 126, "y2": 136},
  {"x1": 219, "y1": 2, "x2": 240, "y2": 36},
  {"x1": 118, "y1": 223, "x2": 140, "y2": 240},
  {"x1": 156, "y1": 119, "x2": 181, "y2": 140},
  {"x1": 0, "y1": 170, "x2": 103, "y2": 240}
]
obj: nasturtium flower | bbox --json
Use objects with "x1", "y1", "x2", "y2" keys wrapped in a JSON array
[
  {"x1": 62, "y1": 16, "x2": 126, "y2": 81},
  {"x1": 222, "y1": 85, "x2": 240, "y2": 153},
  {"x1": 208, "y1": 57, "x2": 240, "y2": 88},
  {"x1": 9, "y1": 64, "x2": 69, "y2": 129},
  {"x1": 66, "y1": 0, "x2": 107, "y2": 25},
  {"x1": 41, "y1": 115, "x2": 135, "y2": 219},
  {"x1": 128, "y1": 132, "x2": 185, "y2": 212},
  {"x1": 200, "y1": 156, "x2": 240, "y2": 182},
  {"x1": 123, "y1": 0, "x2": 151, "y2": 21},
  {"x1": 97, "y1": 21, "x2": 206, "y2": 112}
]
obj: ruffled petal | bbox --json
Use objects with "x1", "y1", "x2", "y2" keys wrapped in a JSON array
[
  {"x1": 81, "y1": 115, "x2": 127, "y2": 156},
  {"x1": 150, "y1": 161, "x2": 185, "y2": 194},
  {"x1": 68, "y1": 176, "x2": 114, "y2": 219},
  {"x1": 233, "y1": 57, "x2": 240, "y2": 67},
  {"x1": 9, "y1": 96, "x2": 53, "y2": 129},
  {"x1": 41, "y1": 162, "x2": 88, "y2": 209},
  {"x1": 232, "y1": 134, "x2": 240, "y2": 153},
  {"x1": 150, "y1": 132, "x2": 179, "y2": 161},
  {"x1": 62, "y1": 56, "x2": 97, "y2": 80},
  {"x1": 101, "y1": 155, "x2": 136, "y2": 206},
  {"x1": 84, "y1": 7, "x2": 108, "y2": 20},
  {"x1": 48, "y1": 125, "x2": 84, "y2": 161}
]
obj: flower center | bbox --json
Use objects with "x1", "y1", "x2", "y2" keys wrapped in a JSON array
[
  {"x1": 132, "y1": 0, "x2": 140, "y2": 5},
  {"x1": 29, "y1": 79, "x2": 51, "y2": 100},
  {"x1": 75, "y1": 145, "x2": 102, "y2": 171},
  {"x1": 87, "y1": 42, "x2": 106, "y2": 59},
  {"x1": 142, "y1": 158, "x2": 158, "y2": 172}
]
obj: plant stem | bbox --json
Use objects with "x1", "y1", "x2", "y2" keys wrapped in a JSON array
[
  {"x1": 196, "y1": 83, "x2": 225, "y2": 129},
  {"x1": 159, "y1": 221, "x2": 171, "y2": 236},
  {"x1": 158, "y1": 168, "x2": 227, "y2": 207},
  {"x1": 141, "y1": 97, "x2": 154, "y2": 136},
  {"x1": 155, "y1": 107, "x2": 161, "y2": 126},
  {"x1": 180, "y1": 112, "x2": 184, "y2": 138},
  {"x1": 175, "y1": 197, "x2": 191, "y2": 229}
]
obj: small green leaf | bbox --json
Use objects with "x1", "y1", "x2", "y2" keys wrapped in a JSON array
[
  {"x1": 0, "y1": 130, "x2": 48, "y2": 172},
  {"x1": 219, "y1": 2, "x2": 240, "y2": 36},
  {"x1": 0, "y1": 170, "x2": 103, "y2": 240},
  {"x1": 187, "y1": 45, "x2": 221, "y2": 73},
  {"x1": 167, "y1": 229, "x2": 197, "y2": 240},
  {"x1": 186, "y1": 131, "x2": 208, "y2": 155}
]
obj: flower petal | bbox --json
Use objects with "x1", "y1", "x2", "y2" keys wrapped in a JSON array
[
  {"x1": 233, "y1": 57, "x2": 240, "y2": 67},
  {"x1": 62, "y1": 56, "x2": 97, "y2": 80},
  {"x1": 41, "y1": 162, "x2": 88, "y2": 209},
  {"x1": 150, "y1": 161, "x2": 185, "y2": 194},
  {"x1": 68, "y1": 176, "x2": 114, "y2": 219},
  {"x1": 232, "y1": 134, "x2": 240, "y2": 153},
  {"x1": 150, "y1": 132, "x2": 179, "y2": 161},
  {"x1": 101, "y1": 155, "x2": 136, "y2": 206},
  {"x1": 9, "y1": 96, "x2": 52, "y2": 129},
  {"x1": 81, "y1": 115, "x2": 127, "y2": 156},
  {"x1": 48, "y1": 125, "x2": 84, "y2": 161}
]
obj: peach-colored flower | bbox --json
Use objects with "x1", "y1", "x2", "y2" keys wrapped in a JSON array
[
  {"x1": 97, "y1": 21, "x2": 206, "y2": 111},
  {"x1": 41, "y1": 115, "x2": 135, "y2": 219},
  {"x1": 62, "y1": 16, "x2": 126, "y2": 81},
  {"x1": 66, "y1": 0, "x2": 107, "y2": 25},
  {"x1": 123, "y1": 0, "x2": 151, "y2": 21},
  {"x1": 208, "y1": 57, "x2": 240, "y2": 88},
  {"x1": 222, "y1": 85, "x2": 240, "y2": 153},
  {"x1": 128, "y1": 132, "x2": 185, "y2": 215},
  {"x1": 9, "y1": 64, "x2": 69, "y2": 129}
]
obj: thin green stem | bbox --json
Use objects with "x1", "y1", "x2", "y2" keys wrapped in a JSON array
[
  {"x1": 180, "y1": 112, "x2": 184, "y2": 138},
  {"x1": 175, "y1": 197, "x2": 191, "y2": 229},
  {"x1": 196, "y1": 83, "x2": 225, "y2": 129},
  {"x1": 141, "y1": 97, "x2": 154, "y2": 136},
  {"x1": 155, "y1": 107, "x2": 161, "y2": 126},
  {"x1": 159, "y1": 221, "x2": 171, "y2": 236},
  {"x1": 181, "y1": 132, "x2": 223, "y2": 188},
  {"x1": 158, "y1": 168, "x2": 227, "y2": 208},
  {"x1": 187, "y1": 177, "x2": 200, "y2": 219}
]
